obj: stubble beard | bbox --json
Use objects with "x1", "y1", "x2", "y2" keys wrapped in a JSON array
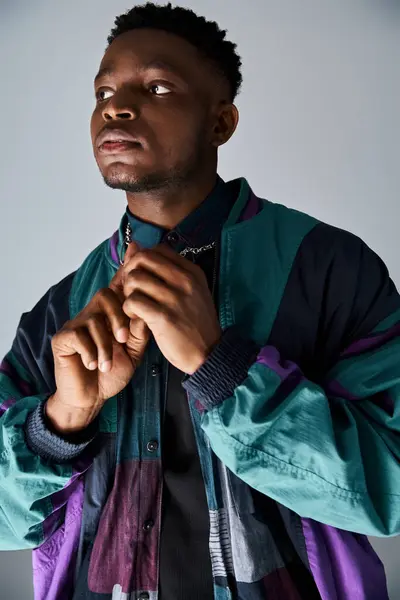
[{"x1": 102, "y1": 135, "x2": 208, "y2": 195}]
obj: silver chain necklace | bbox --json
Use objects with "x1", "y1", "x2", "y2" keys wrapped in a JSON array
[
  {"x1": 122, "y1": 222, "x2": 219, "y2": 301},
  {"x1": 122, "y1": 222, "x2": 216, "y2": 261}
]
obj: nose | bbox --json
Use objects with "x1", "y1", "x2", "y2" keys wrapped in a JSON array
[{"x1": 102, "y1": 92, "x2": 139, "y2": 122}]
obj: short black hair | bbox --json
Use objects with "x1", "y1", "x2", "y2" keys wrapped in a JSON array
[{"x1": 107, "y1": 2, "x2": 243, "y2": 101}]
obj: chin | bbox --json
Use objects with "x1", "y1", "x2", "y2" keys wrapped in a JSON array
[
  {"x1": 101, "y1": 163, "x2": 170, "y2": 194},
  {"x1": 102, "y1": 162, "x2": 143, "y2": 186}
]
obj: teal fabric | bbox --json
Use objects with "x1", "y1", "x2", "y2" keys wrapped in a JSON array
[
  {"x1": 218, "y1": 199, "x2": 318, "y2": 338},
  {"x1": 198, "y1": 196, "x2": 400, "y2": 536},
  {"x1": 0, "y1": 392, "x2": 74, "y2": 550},
  {"x1": 1, "y1": 174, "x2": 400, "y2": 569},
  {"x1": 372, "y1": 307, "x2": 400, "y2": 333},
  {"x1": 200, "y1": 330, "x2": 400, "y2": 536}
]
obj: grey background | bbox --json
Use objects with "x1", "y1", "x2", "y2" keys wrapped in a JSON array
[{"x1": 1, "y1": 1, "x2": 399, "y2": 599}]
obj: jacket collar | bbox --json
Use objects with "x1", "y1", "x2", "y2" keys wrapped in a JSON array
[{"x1": 109, "y1": 177, "x2": 253, "y2": 266}]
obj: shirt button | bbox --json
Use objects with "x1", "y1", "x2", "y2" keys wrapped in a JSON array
[
  {"x1": 151, "y1": 364, "x2": 161, "y2": 377},
  {"x1": 143, "y1": 519, "x2": 154, "y2": 532},
  {"x1": 146, "y1": 439, "x2": 159, "y2": 453},
  {"x1": 166, "y1": 231, "x2": 179, "y2": 244},
  {"x1": 138, "y1": 594, "x2": 150, "y2": 600}
]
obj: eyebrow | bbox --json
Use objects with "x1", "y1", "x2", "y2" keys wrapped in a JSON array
[
  {"x1": 94, "y1": 59, "x2": 186, "y2": 85},
  {"x1": 94, "y1": 66, "x2": 115, "y2": 85},
  {"x1": 143, "y1": 59, "x2": 184, "y2": 78}
]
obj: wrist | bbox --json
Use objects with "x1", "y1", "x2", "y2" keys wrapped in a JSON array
[{"x1": 45, "y1": 394, "x2": 99, "y2": 434}]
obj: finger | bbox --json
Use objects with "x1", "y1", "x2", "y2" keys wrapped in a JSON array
[
  {"x1": 123, "y1": 290, "x2": 166, "y2": 328},
  {"x1": 123, "y1": 268, "x2": 178, "y2": 309},
  {"x1": 126, "y1": 317, "x2": 151, "y2": 360},
  {"x1": 109, "y1": 241, "x2": 142, "y2": 299},
  {"x1": 152, "y1": 242, "x2": 202, "y2": 276},
  {"x1": 53, "y1": 327, "x2": 99, "y2": 371},
  {"x1": 129, "y1": 316, "x2": 149, "y2": 340},
  {"x1": 85, "y1": 314, "x2": 114, "y2": 372},
  {"x1": 125, "y1": 247, "x2": 198, "y2": 294},
  {"x1": 94, "y1": 288, "x2": 130, "y2": 343}
]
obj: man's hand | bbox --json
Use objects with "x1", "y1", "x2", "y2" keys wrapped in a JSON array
[
  {"x1": 47, "y1": 242, "x2": 151, "y2": 434},
  {"x1": 121, "y1": 243, "x2": 222, "y2": 375}
]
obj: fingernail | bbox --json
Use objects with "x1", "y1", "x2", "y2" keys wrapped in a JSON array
[
  {"x1": 100, "y1": 360, "x2": 112, "y2": 373},
  {"x1": 116, "y1": 327, "x2": 128, "y2": 343},
  {"x1": 88, "y1": 360, "x2": 98, "y2": 370}
]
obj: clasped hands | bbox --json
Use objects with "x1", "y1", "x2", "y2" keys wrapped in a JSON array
[{"x1": 111, "y1": 241, "x2": 222, "y2": 375}]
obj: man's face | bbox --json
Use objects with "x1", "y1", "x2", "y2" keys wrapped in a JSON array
[{"x1": 91, "y1": 28, "x2": 225, "y2": 193}]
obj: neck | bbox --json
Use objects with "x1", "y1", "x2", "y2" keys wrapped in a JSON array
[{"x1": 125, "y1": 170, "x2": 219, "y2": 230}]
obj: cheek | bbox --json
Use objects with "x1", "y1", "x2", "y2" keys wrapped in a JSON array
[{"x1": 159, "y1": 114, "x2": 207, "y2": 158}]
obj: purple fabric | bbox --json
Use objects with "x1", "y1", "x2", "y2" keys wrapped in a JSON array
[
  {"x1": 0, "y1": 396, "x2": 17, "y2": 417},
  {"x1": 194, "y1": 398, "x2": 206, "y2": 413},
  {"x1": 88, "y1": 458, "x2": 161, "y2": 594},
  {"x1": 33, "y1": 478, "x2": 84, "y2": 600},
  {"x1": 240, "y1": 190, "x2": 260, "y2": 222},
  {"x1": 257, "y1": 345, "x2": 300, "y2": 380},
  {"x1": 324, "y1": 378, "x2": 359, "y2": 402},
  {"x1": 340, "y1": 322, "x2": 400, "y2": 359},
  {"x1": 326, "y1": 379, "x2": 396, "y2": 417},
  {"x1": 0, "y1": 358, "x2": 34, "y2": 396},
  {"x1": 32, "y1": 450, "x2": 95, "y2": 600},
  {"x1": 302, "y1": 518, "x2": 389, "y2": 600},
  {"x1": 41, "y1": 471, "x2": 87, "y2": 540},
  {"x1": 109, "y1": 230, "x2": 120, "y2": 265},
  {"x1": 262, "y1": 567, "x2": 304, "y2": 600},
  {"x1": 0, "y1": 358, "x2": 15, "y2": 379}
]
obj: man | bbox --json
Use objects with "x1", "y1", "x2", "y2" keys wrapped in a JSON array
[{"x1": 0, "y1": 3, "x2": 399, "y2": 599}]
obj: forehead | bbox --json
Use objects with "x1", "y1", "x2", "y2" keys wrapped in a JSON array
[{"x1": 97, "y1": 28, "x2": 224, "y2": 93}]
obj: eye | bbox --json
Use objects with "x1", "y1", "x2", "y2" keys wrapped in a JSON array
[
  {"x1": 96, "y1": 89, "x2": 114, "y2": 102},
  {"x1": 149, "y1": 84, "x2": 171, "y2": 96}
]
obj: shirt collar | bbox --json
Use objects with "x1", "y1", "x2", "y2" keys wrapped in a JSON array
[{"x1": 124, "y1": 175, "x2": 235, "y2": 253}]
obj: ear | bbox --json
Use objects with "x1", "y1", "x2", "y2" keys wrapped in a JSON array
[{"x1": 211, "y1": 102, "x2": 239, "y2": 148}]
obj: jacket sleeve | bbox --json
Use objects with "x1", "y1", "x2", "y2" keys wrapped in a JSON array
[
  {"x1": 0, "y1": 272, "x2": 98, "y2": 550},
  {"x1": 183, "y1": 233, "x2": 400, "y2": 537}
]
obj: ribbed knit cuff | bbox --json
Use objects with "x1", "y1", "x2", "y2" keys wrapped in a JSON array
[
  {"x1": 182, "y1": 326, "x2": 260, "y2": 410},
  {"x1": 24, "y1": 400, "x2": 99, "y2": 463}
]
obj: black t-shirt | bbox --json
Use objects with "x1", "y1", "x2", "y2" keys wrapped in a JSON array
[{"x1": 158, "y1": 248, "x2": 216, "y2": 600}]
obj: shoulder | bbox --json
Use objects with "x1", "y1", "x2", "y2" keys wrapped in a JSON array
[
  {"x1": 297, "y1": 220, "x2": 400, "y2": 342},
  {"x1": 298, "y1": 219, "x2": 391, "y2": 288},
  {"x1": 258, "y1": 197, "x2": 400, "y2": 346},
  {"x1": 70, "y1": 238, "x2": 117, "y2": 318}
]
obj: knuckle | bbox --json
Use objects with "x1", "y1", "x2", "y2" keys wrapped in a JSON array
[
  {"x1": 127, "y1": 269, "x2": 140, "y2": 284},
  {"x1": 122, "y1": 296, "x2": 134, "y2": 314},
  {"x1": 71, "y1": 326, "x2": 91, "y2": 347},
  {"x1": 96, "y1": 287, "x2": 111, "y2": 301},
  {"x1": 86, "y1": 313, "x2": 103, "y2": 327},
  {"x1": 71, "y1": 327, "x2": 84, "y2": 343},
  {"x1": 124, "y1": 276, "x2": 138, "y2": 297},
  {"x1": 95, "y1": 288, "x2": 120, "y2": 314},
  {"x1": 134, "y1": 250, "x2": 146, "y2": 261},
  {"x1": 180, "y1": 274, "x2": 194, "y2": 294}
]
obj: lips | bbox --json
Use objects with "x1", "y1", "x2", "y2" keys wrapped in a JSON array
[
  {"x1": 98, "y1": 140, "x2": 142, "y2": 154},
  {"x1": 96, "y1": 127, "x2": 144, "y2": 152}
]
